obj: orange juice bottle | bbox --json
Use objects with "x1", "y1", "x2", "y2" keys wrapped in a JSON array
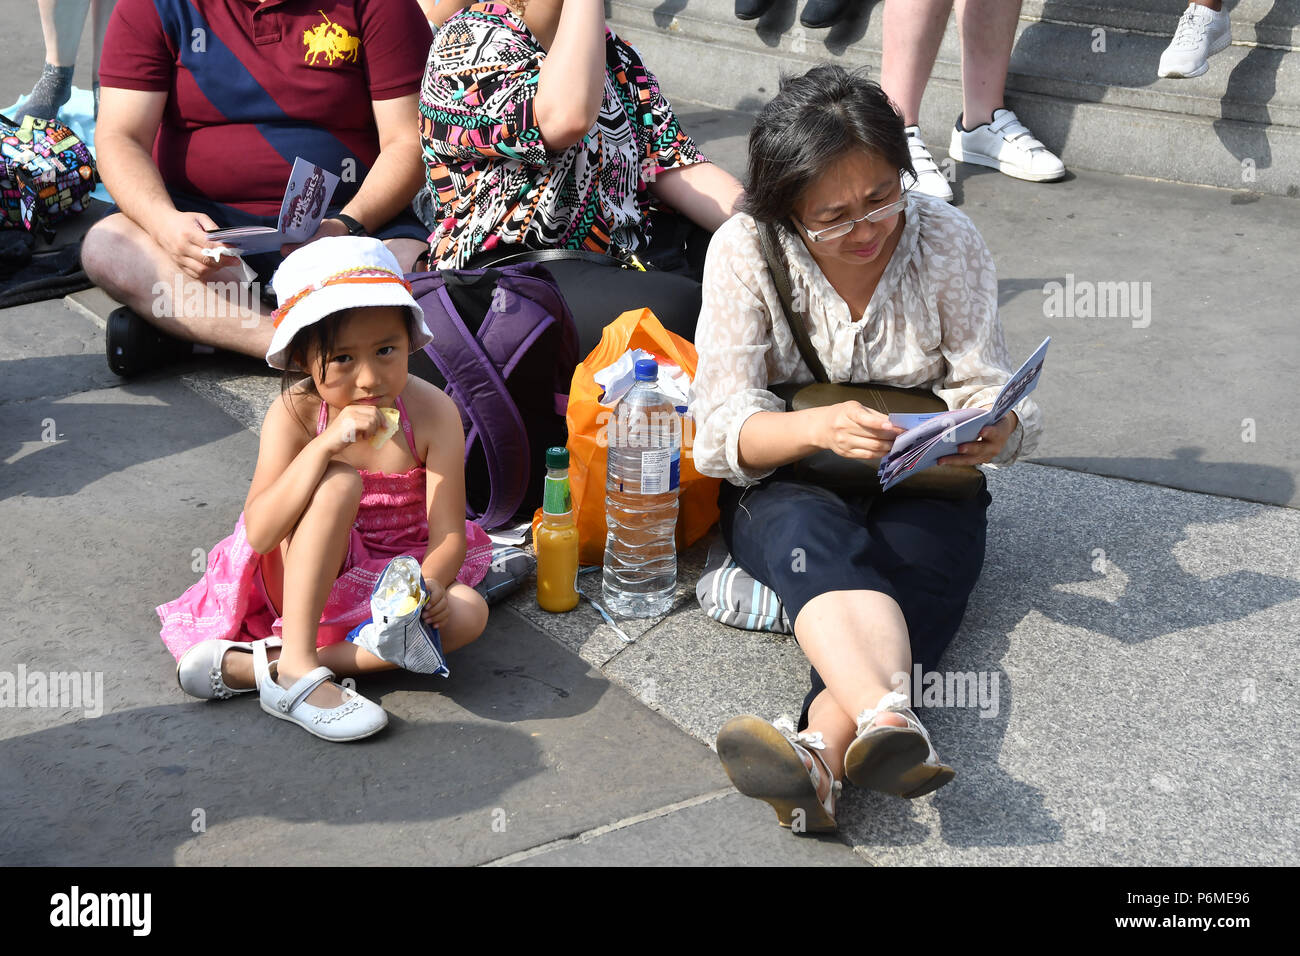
[{"x1": 536, "y1": 446, "x2": 579, "y2": 612}]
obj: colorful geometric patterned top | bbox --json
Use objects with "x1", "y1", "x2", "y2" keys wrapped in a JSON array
[{"x1": 418, "y1": 3, "x2": 706, "y2": 268}]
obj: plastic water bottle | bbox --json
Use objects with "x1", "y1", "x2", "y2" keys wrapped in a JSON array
[{"x1": 602, "y1": 358, "x2": 681, "y2": 617}]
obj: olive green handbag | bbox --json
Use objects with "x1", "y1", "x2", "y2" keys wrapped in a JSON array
[{"x1": 756, "y1": 222, "x2": 984, "y2": 499}]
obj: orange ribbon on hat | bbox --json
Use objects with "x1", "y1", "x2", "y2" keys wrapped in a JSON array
[{"x1": 271, "y1": 267, "x2": 414, "y2": 328}]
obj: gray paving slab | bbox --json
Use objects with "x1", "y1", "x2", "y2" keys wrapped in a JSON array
[
  {"x1": 601, "y1": 462, "x2": 1300, "y2": 865},
  {"x1": 1, "y1": 299, "x2": 122, "y2": 405},
  {"x1": 2, "y1": 55, "x2": 1298, "y2": 866},
  {"x1": 506, "y1": 791, "x2": 864, "y2": 866},
  {"x1": 65, "y1": 288, "x2": 282, "y2": 433},
  {"x1": 675, "y1": 102, "x2": 1300, "y2": 508},
  {"x1": 0, "y1": 377, "x2": 758, "y2": 866},
  {"x1": 503, "y1": 540, "x2": 713, "y2": 669}
]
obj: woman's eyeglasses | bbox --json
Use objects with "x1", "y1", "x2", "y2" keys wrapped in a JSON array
[{"x1": 797, "y1": 189, "x2": 909, "y2": 243}]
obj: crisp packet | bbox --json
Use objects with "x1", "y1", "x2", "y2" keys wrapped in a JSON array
[{"x1": 346, "y1": 556, "x2": 449, "y2": 676}]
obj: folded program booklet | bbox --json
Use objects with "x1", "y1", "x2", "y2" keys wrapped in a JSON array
[
  {"x1": 877, "y1": 337, "x2": 1050, "y2": 491},
  {"x1": 204, "y1": 157, "x2": 341, "y2": 256}
]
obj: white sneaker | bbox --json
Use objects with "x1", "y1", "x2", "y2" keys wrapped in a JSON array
[
  {"x1": 902, "y1": 126, "x2": 953, "y2": 201},
  {"x1": 1158, "y1": 4, "x2": 1231, "y2": 79},
  {"x1": 948, "y1": 108, "x2": 1066, "y2": 183}
]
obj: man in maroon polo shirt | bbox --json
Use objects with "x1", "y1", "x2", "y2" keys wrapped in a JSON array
[{"x1": 81, "y1": 0, "x2": 433, "y2": 374}]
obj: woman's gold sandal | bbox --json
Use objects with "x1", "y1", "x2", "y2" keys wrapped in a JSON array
[
  {"x1": 716, "y1": 715, "x2": 841, "y2": 833},
  {"x1": 843, "y1": 690, "x2": 955, "y2": 799}
]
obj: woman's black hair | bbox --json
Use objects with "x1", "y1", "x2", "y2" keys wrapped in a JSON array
[{"x1": 742, "y1": 65, "x2": 914, "y2": 224}]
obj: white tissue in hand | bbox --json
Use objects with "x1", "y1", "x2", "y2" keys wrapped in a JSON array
[
  {"x1": 595, "y1": 348, "x2": 693, "y2": 416},
  {"x1": 199, "y1": 247, "x2": 257, "y2": 284}
]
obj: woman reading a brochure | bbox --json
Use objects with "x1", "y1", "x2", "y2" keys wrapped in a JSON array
[{"x1": 691, "y1": 66, "x2": 1043, "y2": 833}]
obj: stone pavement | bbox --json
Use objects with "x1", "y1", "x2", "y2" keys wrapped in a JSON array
[{"x1": 2, "y1": 37, "x2": 1298, "y2": 863}]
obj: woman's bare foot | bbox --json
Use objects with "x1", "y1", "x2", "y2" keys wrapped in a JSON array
[
  {"x1": 797, "y1": 713, "x2": 906, "y2": 801},
  {"x1": 865, "y1": 711, "x2": 909, "y2": 730},
  {"x1": 844, "y1": 703, "x2": 954, "y2": 797},
  {"x1": 793, "y1": 742, "x2": 838, "y2": 804}
]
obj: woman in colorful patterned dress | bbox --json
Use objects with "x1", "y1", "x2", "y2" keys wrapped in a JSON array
[{"x1": 418, "y1": 0, "x2": 744, "y2": 350}]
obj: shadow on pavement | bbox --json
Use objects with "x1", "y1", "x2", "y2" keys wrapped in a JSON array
[
  {"x1": 840, "y1": 460, "x2": 1300, "y2": 850},
  {"x1": 0, "y1": 379, "x2": 246, "y2": 504},
  {"x1": 0, "y1": 704, "x2": 548, "y2": 866},
  {"x1": 1033, "y1": 447, "x2": 1298, "y2": 512},
  {"x1": 0, "y1": 625, "x2": 620, "y2": 866}
]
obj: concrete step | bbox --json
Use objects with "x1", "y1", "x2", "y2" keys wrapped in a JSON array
[
  {"x1": 1007, "y1": 20, "x2": 1300, "y2": 127},
  {"x1": 1021, "y1": 0, "x2": 1300, "y2": 52},
  {"x1": 608, "y1": 0, "x2": 1300, "y2": 195}
]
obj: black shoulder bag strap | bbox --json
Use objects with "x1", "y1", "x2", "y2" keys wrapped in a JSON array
[{"x1": 756, "y1": 221, "x2": 829, "y2": 385}]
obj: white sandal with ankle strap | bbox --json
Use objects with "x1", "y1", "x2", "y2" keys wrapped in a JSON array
[
  {"x1": 253, "y1": 640, "x2": 387, "y2": 742},
  {"x1": 716, "y1": 714, "x2": 841, "y2": 832},
  {"x1": 844, "y1": 690, "x2": 955, "y2": 798},
  {"x1": 176, "y1": 636, "x2": 282, "y2": 700}
]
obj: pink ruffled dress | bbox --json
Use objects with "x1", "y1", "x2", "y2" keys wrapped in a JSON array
[{"x1": 157, "y1": 395, "x2": 492, "y2": 660}]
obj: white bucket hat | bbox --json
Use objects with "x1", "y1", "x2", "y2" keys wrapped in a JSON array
[{"x1": 265, "y1": 236, "x2": 432, "y2": 370}]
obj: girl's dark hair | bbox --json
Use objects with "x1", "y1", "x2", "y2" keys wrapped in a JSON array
[
  {"x1": 742, "y1": 65, "x2": 914, "y2": 224},
  {"x1": 279, "y1": 311, "x2": 346, "y2": 404}
]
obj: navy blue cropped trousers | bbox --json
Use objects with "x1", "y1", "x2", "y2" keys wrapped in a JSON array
[{"x1": 717, "y1": 473, "x2": 992, "y2": 729}]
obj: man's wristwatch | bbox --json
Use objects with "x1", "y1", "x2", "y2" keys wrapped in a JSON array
[{"x1": 331, "y1": 213, "x2": 367, "y2": 237}]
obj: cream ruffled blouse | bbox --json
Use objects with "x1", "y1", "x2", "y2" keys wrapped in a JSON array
[{"x1": 689, "y1": 195, "x2": 1044, "y2": 487}]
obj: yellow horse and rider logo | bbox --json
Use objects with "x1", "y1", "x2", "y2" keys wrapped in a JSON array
[{"x1": 302, "y1": 11, "x2": 360, "y2": 65}]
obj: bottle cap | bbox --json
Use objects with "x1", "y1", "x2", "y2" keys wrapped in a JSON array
[
  {"x1": 546, "y1": 446, "x2": 569, "y2": 469},
  {"x1": 634, "y1": 358, "x2": 659, "y2": 382}
]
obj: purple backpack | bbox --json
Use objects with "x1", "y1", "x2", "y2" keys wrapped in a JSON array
[{"x1": 408, "y1": 263, "x2": 579, "y2": 530}]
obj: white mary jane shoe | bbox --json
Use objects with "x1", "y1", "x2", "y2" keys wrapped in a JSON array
[
  {"x1": 176, "y1": 637, "x2": 282, "y2": 701},
  {"x1": 843, "y1": 690, "x2": 955, "y2": 799},
  {"x1": 252, "y1": 640, "x2": 387, "y2": 742}
]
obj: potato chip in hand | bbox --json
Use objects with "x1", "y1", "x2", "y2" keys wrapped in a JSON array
[{"x1": 370, "y1": 407, "x2": 401, "y2": 448}]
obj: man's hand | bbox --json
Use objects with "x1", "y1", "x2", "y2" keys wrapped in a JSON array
[
  {"x1": 280, "y1": 216, "x2": 350, "y2": 257},
  {"x1": 818, "y1": 401, "x2": 905, "y2": 460},
  {"x1": 155, "y1": 208, "x2": 241, "y2": 280},
  {"x1": 938, "y1": 410, "x2": 1019, "y2": 466},
  {"x1": 421, "y1": 577, "x2": 450, "y2": 630}
]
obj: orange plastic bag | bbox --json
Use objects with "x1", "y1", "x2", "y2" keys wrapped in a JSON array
[{"x1": 532, "y1": 308, "x2": 721, "y2": 566}]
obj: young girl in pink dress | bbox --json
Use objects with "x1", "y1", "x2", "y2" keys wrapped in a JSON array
[{"x1": 158, "y1": 236, "x2": 492, "y2": 741}]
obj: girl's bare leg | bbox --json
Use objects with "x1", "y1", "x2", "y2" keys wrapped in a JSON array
[
  {"x1": 880, "y1": 0, "x2": 954, "y2": 126},
  {"x1": 433, "y1": 583, "x2": 489, "y2": 653},
  {"x1": 91, "y1": 0, "x2": 117, "y2": 78},
  {"x1": 42, "y1": 0, "x2": 92, "y2": 67},
  {"x1": 955, "y1": 0, "x2": 1022, "y2": 129},
  {"x1": 260, "y1": 461, "x2": 363, "y2": 707},
  {"x1": 224, "y1": 519, "x2": 489, "y2": 688}
]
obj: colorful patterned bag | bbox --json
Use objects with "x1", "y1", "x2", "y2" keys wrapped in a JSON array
[{"x1": 1, "y1": 113, "x2": 98, "y2": 239}]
